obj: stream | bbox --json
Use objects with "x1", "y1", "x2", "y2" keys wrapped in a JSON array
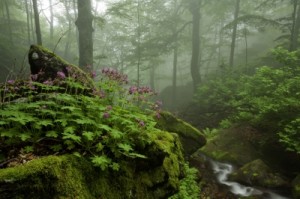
[{"x1": 205, "y1": 156, "x2": 291, "y2": 199}]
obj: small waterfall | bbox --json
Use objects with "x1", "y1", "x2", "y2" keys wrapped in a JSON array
[{"x1": 208, "y1": 158, "x2": 290, "y2": 199}]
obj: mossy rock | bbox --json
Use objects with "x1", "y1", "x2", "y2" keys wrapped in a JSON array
[
  {"x1": 229, "y1": 159, "x2": 288, "y2": 189},
  {"x1": 195, "y1": 126, "x2": 261, "y2": 166},
  {"x1": 0, "y1": 133, "x2": 185, "y2": 199},
  {"x1": 28, "y1": 45, "x2": 95, "y2": 90},
  {"x1": 292, "y1": 174, "x2": 300, "y2": 199},
  {"x1": 155, "y1": 111, "x2": 206, "y2": 157}
]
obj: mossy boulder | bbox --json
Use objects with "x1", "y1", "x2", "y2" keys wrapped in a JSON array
[
  {"x1": 229, "y1": 159, "x2": 288, "y2": 189},
  {"x1": 0, "y1": 133, "x2": 185, "y2": 199},
  {"x1": 28, "y1": 45, "x2": 95, "y2": 90},
  {"x1": 194, "y1": 126, "x2": 261, "y2": 166},
  {"x1": 155, "y1": 111, "x2": 206, "y2": 157},
  {"x1": 292, "y1": 174, "x2": 300, "y2": 199}
]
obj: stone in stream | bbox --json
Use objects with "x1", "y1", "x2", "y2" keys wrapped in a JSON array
[{"x1": 229, "y1": 159, "x2": 288, "y2": 189}]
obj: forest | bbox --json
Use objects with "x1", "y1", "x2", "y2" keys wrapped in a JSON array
[{"x1": 0, "y1": 0, "x2": 300, "y2": 199}]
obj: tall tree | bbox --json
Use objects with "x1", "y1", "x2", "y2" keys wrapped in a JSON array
[
  {"x1": 25, "y1": 0, "x2": 31, "y2": 45},
  {"x1": 76, "y1": 0, "x2": 93, "y2": 69},
  {"x1": 32, "y1": 0, "x2": 42, "y2": 45},
  {"x1": 290, "y1": 0, "x2": 300, "y2": 51},
  {"x1": 49, "y1": 0, "x2": 54, "y2": 40},
  {"x1": 4, "y1": 0, "x2": 13, "y2": 46},
  {"x1": 190, "y1": 0, "x2": 201, "y2": 92},
  {"x1": 229, "y1": 0, "x2": 240, "y2": 68}
]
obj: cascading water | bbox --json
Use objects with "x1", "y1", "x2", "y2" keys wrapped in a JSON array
[{"x1": 206, "y1": 157, "x2": 291, "y2": 199}]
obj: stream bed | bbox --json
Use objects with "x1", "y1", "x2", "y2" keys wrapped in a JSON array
[{"x1": 202, "y1": 154, "x2": 291, "y2": 199}]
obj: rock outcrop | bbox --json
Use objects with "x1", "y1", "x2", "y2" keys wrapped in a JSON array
[
  {"x1": 155, "y1": 111, "x2": 206, "y2": 157},
  {"x1": 0, "y1": 133, "x2": 185, "y2": 199}
]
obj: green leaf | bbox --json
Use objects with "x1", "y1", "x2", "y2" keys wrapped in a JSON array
[
  {"x1": 23, "y1": 146, "x2": 34, "y2": 153},
  {"x1": 91, "y1": 155, "x2": 112, "y2": 170},
  {"x1": 110, "y1": 162, "x2": 120, "y2": 171},
  {"x1": 110, "y1": 129, "x2": 123, "y2": 139},
  {"x1": 63, "y1": 133, "x2": 81, "y2": 143},
  {"x1": 95, "y1": 143, "x2": 104, "y2": 152},
  {"x1": 19, "y1": 133, "x2": 32, "y2": 141},
  {"x1": 46, "y1": 131, "x2": 58, "y2": 138},
  {"x1": 55, "y1": 119, "x2": 68, "y2": 127},
  {"x1": 51, "y1": 144, "x2": 62, "y2": 152},
  {"x1": 83, "y1": 131, "x2": 94, "y2": 141},
  {"x1": 118, "y1": 143, "x2": 133, "y2": 152},
  {"x1": 64, "y1": 126, "x2": 75, "y2": 134}
]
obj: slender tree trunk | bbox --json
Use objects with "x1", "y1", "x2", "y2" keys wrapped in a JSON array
[
  {"x1": 32, "y1": 0, "x2": 42, "y2": 45},
  {"x1": 49, "y1": 0, "x2": 54, "y2": 40},
  {"x1": 64, "y1": 1, "x2": 72, "y2": 58},
  {"x1": 190, "y1": 0, "x2": 201, "y2": 93},
  {"x1": 76, "y1": 0, "x2": 93, "y2": 69},
  {"x1": 290, "y1": 1, "x2": 300, "y2": 51},
  {"x1": 172, "y1": 38, "x2": 178, "y2": 107},
  {"x1": 244, "y1": 27, "x2": 248, "y2": 72},
  {"x1": 72, "y1": 0, "x2": 79, "y2": 49},
  {"x1": 4, "y1": 0, "x2": 13, "y2": 46},
  {"x1": 137, "y1": 0, "x2": 141, "y2": 88},
  {"x1": 229, "y1": 0, "x2": 240, "y2": 68},
  {"x1": 25, "y1": 0, "x2": 31, "y2": 45},
  {"x1": 150, "y1": 63, "x2": 155, "y2": 90},
  {"x1": 29, "y1": 0, "x2": 36, "y2": 43}
]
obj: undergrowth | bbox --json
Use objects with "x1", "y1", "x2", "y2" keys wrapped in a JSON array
[{"x1": 0, "y1": 67, "x2": 163, "y2": 170}]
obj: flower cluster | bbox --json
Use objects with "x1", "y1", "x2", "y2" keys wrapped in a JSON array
[
  {"x1": 101, "y1": 68, "x2": 128, "y2": 84},
  {"x1": 128, "y1": 86, "x2": 156, "y2": 95}
]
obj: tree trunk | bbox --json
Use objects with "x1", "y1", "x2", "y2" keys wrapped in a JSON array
[
  {"x1": 25, "y1": 0, "x2": 31, "y2": 45},
  {"x1": 32, "y1": 0, "x2": 42, "y2": 45},
  {"x1": 29, "y1": 0, "x2": 36, "y2": 43},
  {"x1": 229, "y1": 0, "x2": 240, "y2": 68},
  {"x1": 4, "y1": 0, "x2": 13, "y2": 46},
  {"x1": 137, "y1": 0, "x2": 141, "y2": 88},
  {"x1": 64, "y1": 1, "x2": 72, "y2": 58},
  {"x1": 190, "y1": 0, "x2": 201, "y2": 93},
  {"x1": 76, "y1": 0, "x2": 93, "y2": 69},
  {"x1": 49, "y1": 0, "x2": 54, "y2": 40},
  {"x1": 172, "y1": 38, "x2": 178, "y2": 107},
  {"x1": 290, "y1": 0, "x2": 300, "y2": 51}
]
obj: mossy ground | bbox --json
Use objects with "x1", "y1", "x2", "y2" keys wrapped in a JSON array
[{"x1": 0, "y1": 131, "x2": 186, "y2": 199}]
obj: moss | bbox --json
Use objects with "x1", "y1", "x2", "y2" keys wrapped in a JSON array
[
  {"x1": 0, "y1": 131, "x2": 186, "y2": 199},
  {"x1": 28, "y1": 45, "x2": 95, "y2": 90},
  {"x1": 155, "y1": 111, "x2": 206, "y2": 156},
  {"x1": 0, "y1": 155, "x2": 98, "y2": 199},
  {"x1": 292, "y1": 174, "x2": 300, "y2": 199}
]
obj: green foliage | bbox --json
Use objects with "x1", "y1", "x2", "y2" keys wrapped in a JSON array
[
  {"x1": 0, "y1": 69, "x2": 162, "y2": 169},
  {"x1": 194, "y1": 47, "x2": 300, "y2": 154},
  {"x1": 168, "y1": 164, "x2": 200, "y2": 199}
]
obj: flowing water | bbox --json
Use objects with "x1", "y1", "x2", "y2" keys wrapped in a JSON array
[{"x1": 206, "y1": 157, "x2": 291, "y2": 199}]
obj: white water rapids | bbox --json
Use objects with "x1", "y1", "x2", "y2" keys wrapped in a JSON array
[{"x1": 209, "y1": 158, "x2": 291, "y2": 199}]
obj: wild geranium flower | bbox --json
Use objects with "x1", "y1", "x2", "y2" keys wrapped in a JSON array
[
  {"x1": 66, "y1": 66, "x2": 72, "y2": 73},
  {"x1": 91, "y1": 71, "x2": 96, "y2": 79},
  {"x1": 155, "y1": 112, "x2": 161, "y2": 119},
  {"x1": 103, "y1": 112, "x2": 110, "y2": 119},
  {"x1": 129, "y1": 86, "x2": 137, "y2": 94},
  {"x1": 138, "y1": 120, "x2": 145, "y2": 127},
  {"x1": 43, "y1": 80, "x2": 53, "y2": 85},
  {"x1": 106, "y1": 105, "x2": 112, "y2": 111},
  {"x1": 101, "y1": 67, "x2": 128, "y2": 84},
  {"x1": 31, "y1": 74, "x2": 38, "y2": 81},
  {"x1": 57, "y1": 71, "x2": 66, "y2": 79},
  {"x1": 7, "y1": 80, "x2": 15, "y2": 84}
]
